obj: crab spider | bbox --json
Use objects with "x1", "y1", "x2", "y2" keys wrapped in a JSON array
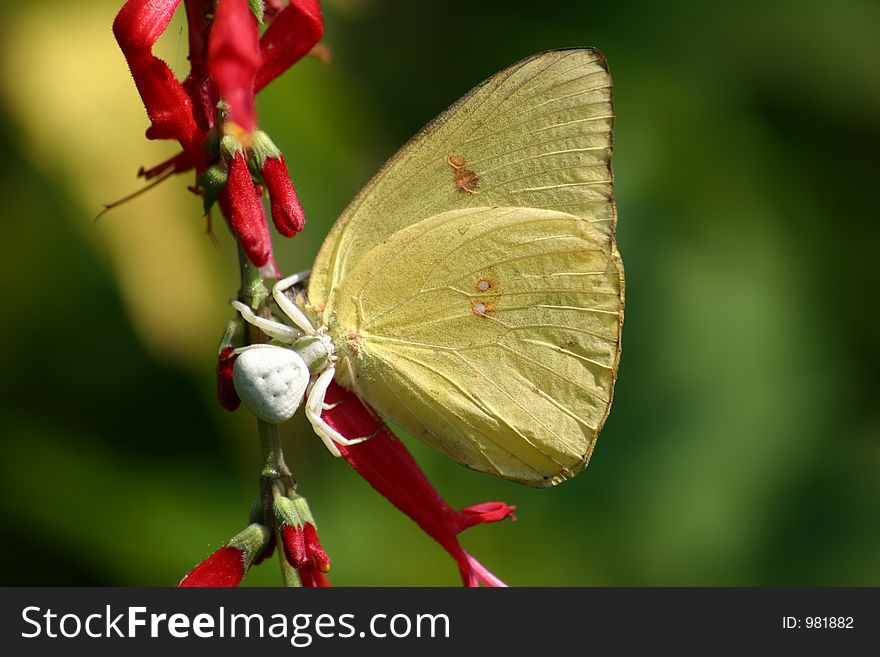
[{"x1": 231, "y1": 271, "x2": 371, "y2": 457}]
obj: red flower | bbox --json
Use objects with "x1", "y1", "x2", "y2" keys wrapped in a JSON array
[
  {"x1": 321, "y1": 382, "x2": 515, "y2": 587},
  {"x1": 208, "y1": 0, "x2": 260, "y2": 133},
  {"x1": 218, "y1": 145, "x2": 272, "y2": 267},
  {"x1": 261, "y1": 155, "x2": 306, "y2": 236},
  {"x1": 113, "y1": 0, "x2": 204, "y2": 168},
  {"x1": 179, "y1": 523, "x2": 270, "y2": 587},
  {"x1": 178, "y1": 546, "x2": 245, "y2": 587},
  {"x1": 275, "y1": 495, "x2": 332, "y2": 587},
  {"x1": 251, "y1": 130, "x2": 306, "y2": 236},
  {"x1": 113, "y1": 0, "x2": 324, "y2": 267},
  {"x1": 256, "y1": 0, "x2": 324, "y2": 92},
  {"x1": 216, "y1": 346, "x2": 241, "y2": 411}
]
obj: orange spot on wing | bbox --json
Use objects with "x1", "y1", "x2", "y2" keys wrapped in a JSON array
[
  {"x1": 447, "y1": 154, "x2": 480, "y2": 195},
  {"x1": 470, "y1": 299, "x2": 496, "y2": 317}
]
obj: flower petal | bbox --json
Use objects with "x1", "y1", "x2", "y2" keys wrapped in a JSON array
[
  {"x1": 256, "y1": 0, "x2": 324, "y2": 92},
  {"x1": 113, "y1": 0, "x2": 205, "y2": 166},
  {"x1": 303, "y1": 523, "x2": 330, "y2": 573},
  {"x1": 208, "y1": 0, "x2": 261, "y2": 132},
  {"x1": 178, "y1": 545, "x2": 246, "y2": 587},
  {"x1": 281, "y1": 522, "x2": 308, "y2": 568},
  {"x1": 456, "y1": 501, "x2": 517, "y2": 532},
  {"x1": 262, "y1": 155, "x2": 306, "y2": 236},
  {"x1": 219, "y1": 150, "x2": 272, "y2": 266},
  {"x1": 179, "y1": 523, "x2": 270, "y2": 587}
]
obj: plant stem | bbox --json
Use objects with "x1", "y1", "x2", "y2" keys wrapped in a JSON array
[
  {"x1": 259, "y1": 421, "x2": 299, "y2": 586},
  {"x1": 238, "y1": 243, "x2": 299, "y2": 586},
  {"x1": 237, "y1": 243, "x2": 269, "y2": 312}
]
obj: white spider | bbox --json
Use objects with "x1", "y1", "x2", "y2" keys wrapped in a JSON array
[{"x1": 230, "y1": 271, "x2": 370, "y2": 457}]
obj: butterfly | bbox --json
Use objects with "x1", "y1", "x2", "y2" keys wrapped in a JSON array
[{"x1": 232, "y1": 49, "x2": 624, "y2": 487}]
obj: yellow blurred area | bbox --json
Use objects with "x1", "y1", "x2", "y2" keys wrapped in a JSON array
[{"x1": 1, "y1": 1, "x2": 227, "y2": 368}]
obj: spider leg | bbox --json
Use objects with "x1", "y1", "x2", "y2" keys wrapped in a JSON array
[
  {"x1": 232, "y1": 344, "x2": 279, "y2": 356},
  {"x1": 274, "y1": 269, "x2": 312, "y2": 291},
  {"x1": 231, "y1": 300, "x2": 300, "y2": 343},
  {"x1": 304, "y1": 380, "x2": 345, "y2": 411},
  {"x1": 272, "y1": 270, "x2": 316, "y2": 335},
  {"x1": 304, "y1": 368, "x2": 376, "y2": 456}
]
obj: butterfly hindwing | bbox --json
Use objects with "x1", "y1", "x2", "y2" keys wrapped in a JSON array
[{"x1": 325, "y1": 206, "x2": 622, "y2": 486}]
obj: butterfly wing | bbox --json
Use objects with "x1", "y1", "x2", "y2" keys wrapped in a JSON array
[
  {"x1": 308, "y1": 48, "x2": 615, "y2": 315},
  {"x1": 324, "y1": 206, "x2": 623, "y2": 486}
]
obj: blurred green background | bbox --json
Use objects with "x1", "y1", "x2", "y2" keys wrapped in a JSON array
[{"x1": 0, "y1": 0, "x2": 877, "y2": 586}]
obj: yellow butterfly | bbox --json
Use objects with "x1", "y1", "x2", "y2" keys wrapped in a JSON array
[{"x1": 232, "y1": 49, "x2": 624, "y2": 487}]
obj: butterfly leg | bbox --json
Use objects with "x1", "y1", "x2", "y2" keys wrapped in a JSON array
[
  {"x1": 305, "y1": 367, "x2": 376, "y2": 457},
  {"x1": 272, "y1": 270, "x2": 316, "y2": 335}
]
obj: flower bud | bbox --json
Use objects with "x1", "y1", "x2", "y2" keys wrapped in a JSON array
[
  {"x1": 219, "y1": 148, "x2": 271, "y2": 266},
  {"x1": 274, "y1": 495, "x2": 331, "y2": 586},
  {"x1": 250, "y1": 130, "x2": 306, "y2": 237},
  {"x1": 262, "y1": 155, "x2": 306, "y2": 236}
]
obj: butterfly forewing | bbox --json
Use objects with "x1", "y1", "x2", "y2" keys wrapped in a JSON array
[{"x1": 308, "y1": 49, "x2": 615, "y2": 314}]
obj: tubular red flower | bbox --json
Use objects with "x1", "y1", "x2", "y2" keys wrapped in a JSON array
[
  {"x1": 256, "y1": 0, "x2": 324, "y2": 93},
  {"x1": 219, "y1": 150, "x2": 272, "y2": 267},
  {"x1": 181, "y1": 0, "x2": 219, "y2": 134},
  {"x1": 114, "y1": 0, "x2": 320, "y2": 271},
  {"x1": 276, "y1": 496, "x2": 332, "y2": 587},
  {"x1": 113, "y1": 0, "x2": 205, "y2": 169},
  {"x1": 321, "y1": 382, "x2": 515, "y2": 587},
  {"x1": 178, "y1": 545, "x2": 245, "y2": 587},
  {"x1": 208, "y1": 0, "x2": 261, "y2": 132},
  {"x1": 261, "y1": 155, "x2": 306, "y2": 236},
  {"x1": 280, "y1": 523, "x2": 331, "y2": 587},
  {"x1": 178, "y1": 523, "x2": 270, "y2": 587}
]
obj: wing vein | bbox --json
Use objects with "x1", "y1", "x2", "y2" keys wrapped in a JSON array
[{"x1": 513, "y1": 180, "x2": 612, "y2": 193}]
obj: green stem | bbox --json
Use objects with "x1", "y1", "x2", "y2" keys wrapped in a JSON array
[
  {"x1": 237, "y1": 244, "x2": 269, "y2": 312},
  {"x1": 259, "y1": 421, "x2": 299, "y2": 586},
  {"x1": 259, "y1": 420, "x2": 295, "y2": 502},
  {"x1": 238, "y1": 244, "x2": 299, "y2": 587}
]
